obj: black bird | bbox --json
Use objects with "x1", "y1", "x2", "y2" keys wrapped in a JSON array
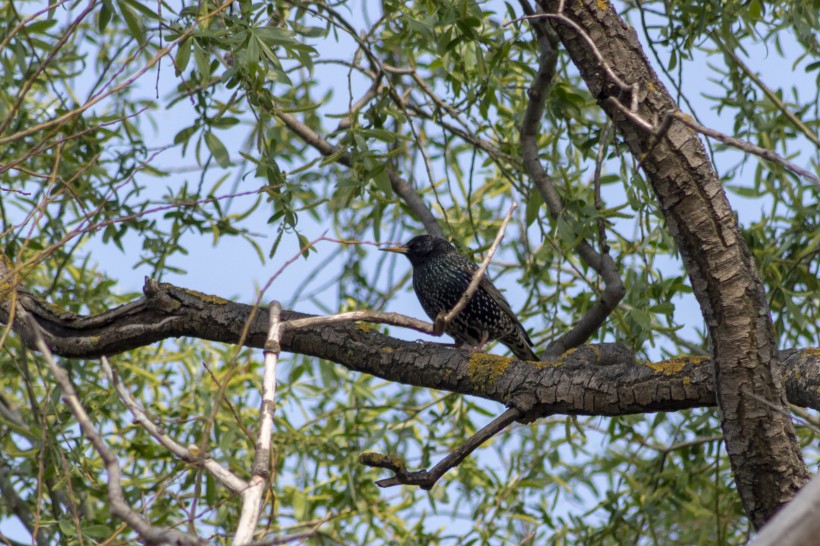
[{"x1": 381, "y1": 235, "x2": 539, "y2": 361}]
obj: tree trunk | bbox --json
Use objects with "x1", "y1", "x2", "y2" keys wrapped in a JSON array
[{"x1": 534, "y1": 0, "x2": 810, "y2": 527}]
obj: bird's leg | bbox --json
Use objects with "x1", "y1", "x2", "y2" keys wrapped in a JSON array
[{"x1": 456, "y1": 332, "x2": 490, "y2": 357}]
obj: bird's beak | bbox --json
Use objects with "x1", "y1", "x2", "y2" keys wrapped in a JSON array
[{"x1": 380, "y1": 244, "x2": 408, "y2": 254}]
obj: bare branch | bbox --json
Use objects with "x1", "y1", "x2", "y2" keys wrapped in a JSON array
[
  {"x1": 334, "y1": 73, "x2": 382, "y2": 132},
  {"x1": 284, "y1": 309, "x2": 436, "y2": 336},
  {"x1": 606, "y1": 99, "x2": 820, "y2": 188},
  {"x1": 670, "y1": 111, "x2": 820, "y2": 188},
  {"x1": 100, "y1": 357, "x2": 247, "y2": 494},
  {"x1": 361, "y1": 407, "x2": 522, "y2": 489},
  {"x1": 234, "y1": 302, "x2": 282, "y2": 545}
]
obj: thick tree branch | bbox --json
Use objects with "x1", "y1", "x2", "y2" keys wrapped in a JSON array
[
  {"x1": 3, "y1": 279, "x2": 819, "y2": 419},
  {"x1": 534, "y1": 0, "x2": 810, "y2": 527}
]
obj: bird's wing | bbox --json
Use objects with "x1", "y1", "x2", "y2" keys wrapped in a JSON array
[
  {"x1": 479, "y1": 275, "x2": 534, "y2": 344},
  {"x1": 457, "y1": 255, "x2": 533, "y2": 346}
]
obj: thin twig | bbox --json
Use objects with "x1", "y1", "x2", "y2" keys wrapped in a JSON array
[
  {"x1": 335, "y1": 73, "x2": 382, "y2": 132},
  {"x1": 592, "y1": 121, "x2": 614, "y2": 254},
  {"x1": 742, "y1": 389, "x2": 820, "y2": 433},
  {"x1": 604, "y1": 96, "x2": 653, "y2": 129},
  {"x1": 671, "y1": 111, "x2": 820, "y2": 188},
  {"x1": 0, "y1": 0, "x2": 69, "y2": 55},
  {"x1": 283, "y1": 310, "x2": 436, "y2": 336}
]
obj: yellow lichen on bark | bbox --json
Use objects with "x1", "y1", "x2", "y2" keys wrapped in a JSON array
[
  {"x1": 467, "y1": 353, "x2": 511, "y2": 387},
  {"x1": 359, "y1": 451, "x2": 406, "y2": 471},
  {"x1": 645, "y1": 355, "x2": 708, "y2": 375},
  {"x1": 185, "y1": 288, "x2": 230, "y2": 305}
]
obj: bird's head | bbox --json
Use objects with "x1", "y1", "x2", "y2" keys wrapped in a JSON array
[{"x1": 380, "y1": 235, "x2": 454, "y2": 266}]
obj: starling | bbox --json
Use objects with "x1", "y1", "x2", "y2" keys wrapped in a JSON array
[{"x1": 381, "y1": 235, "x2": 539, "y2": 361}]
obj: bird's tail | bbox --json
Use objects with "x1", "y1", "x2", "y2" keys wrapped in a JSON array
[{"x1": 502, "y1": 329, "x2": 540, "y2": 362}]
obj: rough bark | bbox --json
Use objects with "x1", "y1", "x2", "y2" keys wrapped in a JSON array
[
  {"x1": 750, "y1": 472, "x2": 820, "y2": 546},
  {"x1": 3, "y1": 279, "x2": 819, "y2": 419},
  {"x1": 533, "y1": 0, "x2": 810, "y2": 527}
]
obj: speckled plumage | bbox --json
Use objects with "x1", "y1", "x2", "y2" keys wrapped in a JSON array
[{"x1": 381, "y1": 235, "x2": 539, "y2": 362}]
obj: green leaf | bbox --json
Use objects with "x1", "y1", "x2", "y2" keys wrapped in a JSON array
[
  {"x1": 247, "y1": 35, "x2": 259, "y2": 64},
  {"x1": 194, "y1": 43, "x2": 210, "y2": 81},
  {"x1": 26, "y1": 19, "x2": 58, "y2": 34},
  {"x1": 204, "y1": 132, "x2": 230, "y2": 168},
  {"x1": 210, "y1": 117, "x2": 240, "y2": 129},
  {"x1": 173, "y1": 125, "x2": 197, "y2": 146},
  {"x1": 118, "y1": 1, "x2": 145, "y2": 43},
  {"x1": 555, "y1": 217, "x2": 577, "y2": 245},
  {"x1": 122, "y1": 0, "x2": 158, "y2": 19},
  {"x1": 373, "y1": 169, "x2": 391, "y2": 195},
  {"x1": 667, "y1": 48, "x2": 677, "y2": 71},
  {"x1": 525, "y1": 188, "x2": 542, "y2": 227},
  {"x1": 58, "y1": 518, "x2": 77, "y2": 536},
  {"x1": 630, "y1": 308, "x2": 652, "y2": 331},
  {"x1": 176, "y1": 38, "x2": 192, "y2": 74},
  {"x1": 255, "y1": 26, "x2": 297, "y2": 46},
  {"x1": 83, "y1": 525, "x2": 115, "y2": 539},
  {"x1": 297, "y1": 232, "x2": 312, "y2": 258},
  {"x1": 747, "y1": 0, "x2": 762, "y2": 22},
  {"x1": 98, "y1": 0, "x2": 113, "y2": 31}
]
